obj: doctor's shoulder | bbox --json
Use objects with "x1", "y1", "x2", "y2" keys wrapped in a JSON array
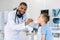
[{"x1": 8, "y1": 10, "x2": 16, "y2": 17}]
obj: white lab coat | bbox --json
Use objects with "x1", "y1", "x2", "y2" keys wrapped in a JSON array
[{"x1": 4, "y1": 10, "x2": 28, "y2": 40}]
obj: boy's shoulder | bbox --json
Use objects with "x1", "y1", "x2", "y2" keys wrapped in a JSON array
[
  {"x1": 41, "y1": 24, "x2": 50, "y2": 30},
  {"x1": 42, "y1": 24, "x2": 48, "y2": 28}
]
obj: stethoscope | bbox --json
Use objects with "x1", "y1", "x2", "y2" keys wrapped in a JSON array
[
  {"x1": 14, "y1": 9, "x2": 25, "y2": 24},
  {"x1": 15, "y1": 10, "x2": 20, "y2": 24}
]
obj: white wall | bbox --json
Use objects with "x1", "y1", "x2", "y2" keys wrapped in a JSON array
[
  {"x1": 0, "y1": 0, "x2": 22, "y2": 30},
  {"x1": 0, "y1": 0, "x2": 22, "y2": 11},
  {"x1": 0, "y1": 12, "x2": 4, "y2": 30},
  {"x1": 46, "y1": 0, "x2": 60, "y2": 9},
  {"x1": 0, "y1": 0, "x2": 60, "y2": 19}
]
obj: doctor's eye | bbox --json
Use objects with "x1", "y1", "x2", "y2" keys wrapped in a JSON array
[
  {"x1": 21, "y1": 7, "x2": 23, "y2": 9},
  {"x1": 21, "y1": 7, "x2": 26, "y2": 10}
]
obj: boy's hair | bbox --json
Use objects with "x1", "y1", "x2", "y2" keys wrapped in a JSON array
[
  {"x1": 20, "y1": 2, "x2": 27, "y2": 8},
  {"x1": 41, "y1": 13, "x2": 50, "y2": 23}
]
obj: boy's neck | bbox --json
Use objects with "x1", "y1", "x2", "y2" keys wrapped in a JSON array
[
  {"x1": 38, "y1": 23, "x2": 41, "y2": 27},
  {"x1": 38, "y1": 22, "x2": 46, "y2": 27},
  {"x1": 41, "y1": 22, "x2": 46, "y2": 26}
]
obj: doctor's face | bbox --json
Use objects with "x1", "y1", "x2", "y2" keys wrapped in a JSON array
[{"x1": 18, "y1": 4, "x2": 27, "y2": 14}]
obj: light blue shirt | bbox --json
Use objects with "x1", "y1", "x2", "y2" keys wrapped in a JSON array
[{"x1": 41, "y1": 24, "x2": 53, "y2": 40}]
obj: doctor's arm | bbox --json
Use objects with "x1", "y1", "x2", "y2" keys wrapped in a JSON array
[
  {"x1": 11, "y1": 19, "x2": 33, "y2": 31},
  {"x1": 7, "y1": 12, "x2": 33, "y2": 30}
]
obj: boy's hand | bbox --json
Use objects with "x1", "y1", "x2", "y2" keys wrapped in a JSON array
[{"x1": 25, "y1": 18, "x2": 33, "y2": 25}]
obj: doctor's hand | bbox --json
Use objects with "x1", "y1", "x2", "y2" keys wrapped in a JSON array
[{"x1": 25, "y1": 18, "x2": 33, "y2": 25}]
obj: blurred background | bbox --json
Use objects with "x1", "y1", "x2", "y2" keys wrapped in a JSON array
[{"x1": 0, "y1": 0, "x2": 60, "y2": 40}]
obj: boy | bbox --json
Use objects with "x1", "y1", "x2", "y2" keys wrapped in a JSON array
[{"x1": 37, "y1": 13, "x2": 53, "y2": 40}]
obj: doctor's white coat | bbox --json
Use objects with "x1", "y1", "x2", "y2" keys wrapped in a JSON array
[{"x1": 4, "y1": 11, "x2": 28, "y2": 40}]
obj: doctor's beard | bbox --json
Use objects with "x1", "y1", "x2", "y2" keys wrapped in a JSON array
[
  {"x1": 18, "y1": 9, "x2": 25, "y2": 15},
  {"x1": 16, "y1": 9, "x2": 25, "y2": 19}
]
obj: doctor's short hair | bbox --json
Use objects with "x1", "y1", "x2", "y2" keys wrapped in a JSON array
[
  {"x1": 40, "y1": 13, "x2": 50, "y2": 23},
  {"x1": 19, "y1": 2, "x2": 27, "y2": 8}
]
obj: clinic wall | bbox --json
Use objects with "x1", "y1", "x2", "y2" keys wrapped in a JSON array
[
  {"x1": 0, "y1": 12, "x2": 2, "y2": 30},
  {"x1": 0, "y1": 0, "x2": 21, "y2": 11},
  {"x1": 0, "y1": 0, "x2": 21, "y2": 30},
  {"x1": 46, "y1": 0, "x2": 60, "y2": 9},
  {"x1": 0, "y1": 0, "x2": 60, "y2": 20},
  {"x1": 46, "y1": 0, "x2": 60, "y2": 17}
]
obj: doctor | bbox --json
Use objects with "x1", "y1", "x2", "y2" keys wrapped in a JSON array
[{"x1": 4, "y1": 2, "x2": 33, "y2": 40}]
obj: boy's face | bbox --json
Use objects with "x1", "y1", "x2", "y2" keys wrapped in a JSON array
[{"x1": 38, "y1": 14, "x2": 45, "y2": 24}]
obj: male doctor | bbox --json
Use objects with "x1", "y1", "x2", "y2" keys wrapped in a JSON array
[{"x1": 4, "y1": 2, "x2": 33, "y2": 40}]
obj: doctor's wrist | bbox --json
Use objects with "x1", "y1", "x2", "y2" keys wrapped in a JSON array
[{"x1": 25, "y1": 22, "x2": 28, "y2": 26}]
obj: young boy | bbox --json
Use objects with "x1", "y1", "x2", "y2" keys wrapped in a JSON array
[{"x1": 37, "y1": 13, "x2": 53, "y2": 40}]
